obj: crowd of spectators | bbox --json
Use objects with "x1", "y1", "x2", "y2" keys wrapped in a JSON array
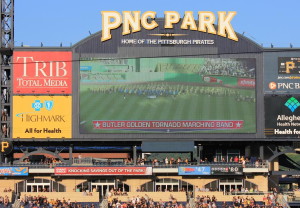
[
  {"x1": 91, "y1": 155, "x2": 266, "y2": 168},
  {"x1": 108, "y1": 188, "x2": 128, "y2": 197},
  {"x1": 139, "y1": 156, "x2": 265, "y2": 168},
  {"x1": 0, "y1": 195, "x2": 10, "y2": 207},
  {"x1": 88, "y1": 84, "x2": 255, "y2": 103},
  {"x1": 15, "y1": 154, "x2": 266, "y2": 170},
  {"x1": 3, "y1": 188, "x2": 12, "y2": 192},
  {"x1": 19, "y1": 195, "x2": 97, "y2": 208},
  {"x1": 199, "y1": 59, "x2": 255, "y2": 78},
  {"x1": 22, "y1": 157, "x2": 62, "y2": 166},
  {"x1": 108, "y1": 194, "x2": 186, "y2": 208},
  {"x1": 147, "y1": 157, "x2": 190, "y2": 166},
  {"x1": 231, "y1": 196, "x2": 257, "y2": 207},
  {"x1": 194, "y1": 195, "x2": 217, "y2": 208}
]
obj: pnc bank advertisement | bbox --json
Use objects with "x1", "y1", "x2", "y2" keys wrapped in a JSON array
[
  {"x1": 13, "y1": 51, "x2": 72, "y2": 94},
  {"x1": 13, "y1": 96, "x2": 72, "y2": 139}
]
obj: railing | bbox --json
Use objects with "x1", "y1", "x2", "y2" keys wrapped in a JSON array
[
  {"x1": 0, "y1": 163, "x2": 69, "y2": 168},
  {"x1": 188, "y1": 198, "x2": 196, "y2": 208},
  {"x1": 73, "y1": 157, "x2": 93, "y2": 165},
  {"x1": 6, "y1": 160, "x2": 269, "y2": 169},
  {"x1": 228, "y1": 191, "x2": 273, "y2": 195},
  {"x1": 280, "y1": 194, "x2": 291, "y2": 208},
  {"x1": 100, "y1": 199, "x2": 108, "y2": 208},
  {"x1": 144, "y1": 161, "x2": 268, "y2": 168}
]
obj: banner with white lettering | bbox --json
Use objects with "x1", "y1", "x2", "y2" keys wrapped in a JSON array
[
  {"x1": 265, "y1": 57, "x2": 300, "y2": 94},
  {"x1": 54, "y1": 167, "x2": 152, "y2": 176},
  {"x1": 265, "y1": 95, "x2": 300, "y2": 137},
  {"x1": 13, "y1": 51, "x2": 72, "y2": 94}
]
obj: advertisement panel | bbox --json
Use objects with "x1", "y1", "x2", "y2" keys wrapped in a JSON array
[
  {"x1": 13, "y1": 51, "x2": 72, "y2": 94},
  {"x1": 238, "y1": 78, "x2": 255, "y2": 88},
  {"x1": 178, "y1": 166, "x2": 211, "y2": 175},
  {"x1": 211, "y1": 165, "x2": 243, "y2": 175},
  {"x1": 265, "y1": 57, "x2": 300, "y2": 94},
  {"x1": 0, "y1": 167, "x2": 28, "y2": 176},
  {"x1": 54, "y1": 167, "x2": 152, "y2": 176},
  {"x1": 80, "y1": 57, "x2": 256, "y2": 134},
  {"x1": 13, "y1": 96, "x2": 72, "y2": 138},
  {"x1": 265, "y1": 95, "x2": 300, "y2": 137}
]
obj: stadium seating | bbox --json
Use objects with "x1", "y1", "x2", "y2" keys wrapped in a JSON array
[
  {"x1": 294, "y1": 191, "x2": 300, "y2": 200},
  {"x1": 0, "y1": 191, "x2": 13, "y2": 202},
  {"x1": 19, "y1": 192, "x2": 99, "y2": 202},
  {"x1": 109, "y1": 191, "x2": 187, "y2": 202},
  {"x1": 194, "y1": 191, "x2": 265, "y2": 202},
  {"x1": 21, "y1": 202, "x2": 100, "y2": 208}
]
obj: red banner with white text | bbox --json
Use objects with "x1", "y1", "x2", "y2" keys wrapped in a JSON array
[
  {"x1": 92, "y1": 120, "x2": 244, "y2": 130},
  {"x1": 238, "y1": 78, "x2": 255, "y2": 88},
  {"x1": 54, "y1": 167, "x2": 153, "y2": 176},
  {"x1": 13, "y1": 51, "x2": 72, "y2": 94}
]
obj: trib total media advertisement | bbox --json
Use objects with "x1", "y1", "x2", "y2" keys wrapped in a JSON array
[
  {"x1": 13, "y1": 51, "x2": 72, "y2": 94},
  {"x1": 13, "y1": 51, "x2": 72, "y2": 139}
]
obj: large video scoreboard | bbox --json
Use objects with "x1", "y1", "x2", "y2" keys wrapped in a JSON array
[
  {"x1": 12, "y1": 18, "x2": 268, "y2": 141},
  {"x1": 79, "y1": 57, "x2": 256, "y2": 134}
]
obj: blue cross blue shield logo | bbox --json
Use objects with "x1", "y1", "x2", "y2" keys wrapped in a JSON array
[
  {"x1": 32, "y1": 100, "x2": 43, "y2": 111},
  {"x1": 44, "y1": 101, "x2": 54, "y2": 111}
]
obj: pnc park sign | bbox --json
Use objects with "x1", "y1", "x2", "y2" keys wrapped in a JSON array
[{"x1": 101, "y1": 11, "x2": 238, "y2": 42}]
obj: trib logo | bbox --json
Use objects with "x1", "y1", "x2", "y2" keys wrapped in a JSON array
[
  {"x1": 16, "y1": 57, "x2": 68, "y2": 77},
  {"x1": 269, "y1": 82, "x2": 300, "y2": 90}
]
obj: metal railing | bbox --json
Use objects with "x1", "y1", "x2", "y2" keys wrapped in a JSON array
[{"x1": 6, "y1": 160, "x2": 269, "y2": 169}]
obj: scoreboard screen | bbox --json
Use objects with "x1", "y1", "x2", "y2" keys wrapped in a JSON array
[{"x1": 79, "y1": 57, "x2": 256, "y2": 134}]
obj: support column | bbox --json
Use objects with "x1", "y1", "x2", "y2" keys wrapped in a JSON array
[
  {"x1": 133, "y1": 146, "x2": 137, "y2": 165},
  {"x1": 245, "y1": 145, "x2": 251, "y2": 158},
  {"x1": 193, "y1": 146, "x2": 197, "y2": 162},
  {"x1": 0, "y1": 0, "x2": 14, "y2": 166},
  {"x1": 135, "y1": 59, "x2": 140, "y2": 72},
  {"x1": 198, "y1": 145, "x2": 203, "y2": 163},
  {"x1": 69, "y1": 145, "x2": 73, "y2": 165},
  {"x1": 259, "y1": 145, "x2": 264, "y2": 160}
]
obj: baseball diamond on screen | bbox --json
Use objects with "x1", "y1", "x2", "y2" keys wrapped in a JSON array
[{"x1": 79, "y1": 57, "x2": 256, "y2": 133}]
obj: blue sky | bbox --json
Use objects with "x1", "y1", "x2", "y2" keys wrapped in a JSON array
[{"x1": 15, "y1": 0, "x2": 300, "y2": 47}]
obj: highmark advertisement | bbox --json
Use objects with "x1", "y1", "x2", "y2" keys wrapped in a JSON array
[
  {"x1": 80, "y1": 57, "x2": 256, "y2": 134},
  {"x1": 13, "y1": 96, "x2": 72, "y2": 139}
]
